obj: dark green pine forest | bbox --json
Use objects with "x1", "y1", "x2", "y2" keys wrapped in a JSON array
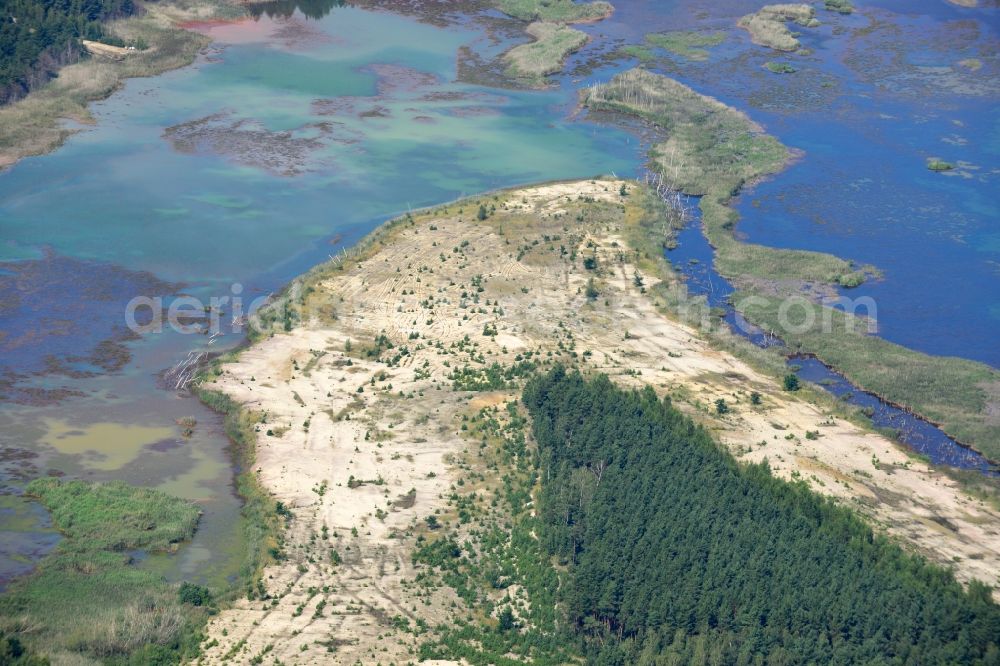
[
  {"x1": 523, "y1": 368, "x2": 1000, "y2": 665},
  {"x1": 0, "y1": 0, "x2": 134, "y2": 102}
]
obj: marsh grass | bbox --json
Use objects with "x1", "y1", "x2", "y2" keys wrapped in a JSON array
[
  {"x1": 496, "y1": 0, "x2": 612, "y2": 23},
  {"x1": 0, "y1": 479, "x2": 205, "y2": 661},
  {"x1": 503, "y1": 21, "x2": 588, "y2": 84},
  {"x1": 619, "y1": 44, "x2": 656, "y2": 62},
  {"x1": 644, "y1": 30, "x2": 725, "y2": 61},
  {"x1": 582, "y1": 68, "x2": 866, "y2": 285},
  {"x1": 26, "y1": 478, "x2": 199, "y2": 551},
  {"x1": 738, "y1": 4, "x2": 817, "y2": 52},
  {"x1": 735, "y1": 290, "x2": 1000, "y2": 460}
]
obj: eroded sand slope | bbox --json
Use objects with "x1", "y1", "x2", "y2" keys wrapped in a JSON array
[{"x1": 198, "y1": 180, "x2": 1000, "y2": 664}]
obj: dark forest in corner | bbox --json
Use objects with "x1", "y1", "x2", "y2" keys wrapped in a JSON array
[
  {"x1": 523, "y1": 368, "x2": 1000, "y2": 665},
  {"x1": 0, "y1": 0, "x2": 135, "y2": 104}
]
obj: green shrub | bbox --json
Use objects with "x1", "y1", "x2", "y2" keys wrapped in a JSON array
[
  {"x1": 764, "y1": 61, "x2": 797, "y2": 74},
  {"x1": 178, "y1": 582, "x2": 212, "y2": 607}
]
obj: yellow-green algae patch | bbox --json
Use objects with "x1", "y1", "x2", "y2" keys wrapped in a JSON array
[{"x1": 41, "y1": 419, "x2": 176, "y2": 471}]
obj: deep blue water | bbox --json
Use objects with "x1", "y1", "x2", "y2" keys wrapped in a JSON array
[
  {"x1": 578, "y1": 0, "x2": 1000, "y2": 367},
  {"x1": 669, "y1": 203, "x2": 998, "y2": 475}
]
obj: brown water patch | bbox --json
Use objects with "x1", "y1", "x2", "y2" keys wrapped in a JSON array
[
  {"x1": 445, "y1": 105, "x2": 501, "y2": 118},
  {"x1": 351, "y1": 0, "x2": 494, "y2": 28},
  {"x1": 270, "y1": 16, "x2": 336, "y2": 49},
  {"x1": 457, "y1": 44, "x2": 520, "y2": 89},
  {"x1": 416, "y1": 90, "x2": 508, "y2": 103},
  {"x1": 149, "y1": 438, "x2": 186, "y2": 453},
  {"x1": 40, "y1": 419, "x2": 177, "y2": 471},
  {"x1": 366, "y1": 63, "x2": 439, "y2": 95},
  {"x1": 0, "y1": 447, "x2": 40, "y2": 484},
  {"x1": 359, "y1": 105, "x2": 391, "y2": 118},
  {"x1": 163, "y1": 111, "x2": 337, "y2": 176}
]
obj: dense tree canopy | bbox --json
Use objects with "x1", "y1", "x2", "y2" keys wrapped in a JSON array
[
  {"x1": 523, "y1": 368, "x2": 1000, "y2": 665},
  {"x1": 0, "y1": 0, "x2": 134, "y2": 101}
]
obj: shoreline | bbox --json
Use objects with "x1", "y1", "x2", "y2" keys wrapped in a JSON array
[
  {"x1": 578, "y1": 68, "x2": 1000, "y2": 460},
  {"x1": 0, "y1": 0, "x2": 237, "y2": 172},
  {"x1": 789, "y1": 351, "x2": 998, "y2": 466},
  {"x1": 194, "y1": 178, "x2": 999, "y2": 662}
]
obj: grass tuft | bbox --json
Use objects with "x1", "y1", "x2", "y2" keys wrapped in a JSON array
[
  {"x1": 927, "y1": 158, "x2": 955, "y2": 171},
  {"x1": 764, "y1": 61, "x2": 797, "y2": 73}
]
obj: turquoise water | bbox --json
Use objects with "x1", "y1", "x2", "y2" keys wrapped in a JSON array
[{"x1": 0, "y1": 6, "x2": 636, "y2": 585}]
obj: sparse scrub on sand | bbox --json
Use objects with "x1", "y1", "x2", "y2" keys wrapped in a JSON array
[
  {"x1": 738, "y1": 4, "x2": 817, "y2": 52},
  {"x1": 496, "y1": 0, "x2": 613, "y2": 23},
  {"x1": 196, "y1": 178, "x2": 1000, "y2": 662},
  {"x1": 503, "y1": 21, "x2": 588, "y2": 85}
]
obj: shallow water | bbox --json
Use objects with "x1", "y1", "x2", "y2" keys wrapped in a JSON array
[
  {"x1": 580, "y1": 0, "x2": 1000, "y2": 367},
  {"x1": 0, "y1": 6, "x2": 637, "y2": 585}
]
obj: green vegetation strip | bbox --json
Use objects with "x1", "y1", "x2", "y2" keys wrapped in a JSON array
[
  {"x1": 195, "y1": 387, "x2": 285, "y2": 601},
  {"x1": 736, "y1": 290, "x2": 1000, "y2": 458},
  {"x1": 414, "y1": 402, "x2": 580, "y2": 664},
  {"x1": 523, "y1": 368, "x2": 1000, "y2": 663},
  {"x1": 582, "y1": 68, "x2": 866, "y2": 286},
  {"x1": 0, "y1": 479, "x2": 205, "y2": 663},
  {"x1": 503, "y1": 22, "x2": 588, "y2": 85}
]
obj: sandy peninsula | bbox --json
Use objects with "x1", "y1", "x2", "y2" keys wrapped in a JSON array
[{"x1": 197, "y1": 179, "x2": 1000, "y2": 664}]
